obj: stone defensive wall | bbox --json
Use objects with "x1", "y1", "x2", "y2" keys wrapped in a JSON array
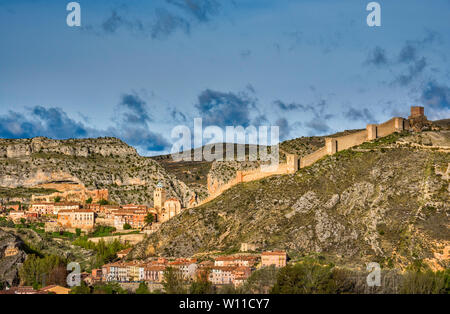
[
  {"x1": 198, "y1": 163, "x2": 291, "y2": 207},
  {"x1": 239, "y1": 163, "x2": 289, "y2": 183},
  {"x1": 300, "y1": 146, "x2": 327, "y2": 168},
  {"x1": 196, "y1": 110, "x2": 420, "y2": 207},
  {"x1": 328, "y1": 129, "x2": 368, "y2": 152}
]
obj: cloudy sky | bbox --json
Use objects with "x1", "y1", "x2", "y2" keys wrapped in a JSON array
[{"x1": 0, "y1": 0, "x2": 449, "y2": 155}]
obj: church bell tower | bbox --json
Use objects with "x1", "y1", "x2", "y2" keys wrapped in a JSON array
[{"x1": 154, "y1": 182, "x2": 166, "y2": 213}]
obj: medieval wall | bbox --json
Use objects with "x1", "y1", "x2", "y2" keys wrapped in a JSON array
[
  {"x1": 300, "y1": 147, "x2": 328, "y2": 168},
  {"x1": 196, "y1": 112, "x2": 414, "y2": 207},
  {"x1": 333, "y1": 130, "x2": 368, "y2": 152},
  {"x1": 377, "y1": 118, "x2": 398, "y2": 138}
]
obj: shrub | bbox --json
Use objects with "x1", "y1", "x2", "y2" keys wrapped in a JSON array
[
  {"x1": 271, "y1": 259, "x2": 336, "y2": 294},
  {"x1": 123, "y1": 223, "x2": 132, "y2": 230},
  {"x1": 400, "y1": 270, "x2": 449, "y2": 294}
]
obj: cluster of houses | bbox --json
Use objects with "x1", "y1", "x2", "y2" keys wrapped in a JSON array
[
  {"x1": 1, "y1": 184, "x2": 184, "y2": 233},
  {"x1": 94, "y1": 251, "x2": 287, "y2": 288}
]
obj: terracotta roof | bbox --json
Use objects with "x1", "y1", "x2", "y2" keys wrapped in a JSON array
[
  {"x1": 215, "y1": 255, "x2": 258, "y2": 261},
  {"x1": 58, "y1": 209, "x2": 94, "y2": 214},
  {"x1": 261, "y1": 251, "x2": 286, "y2": 256}
]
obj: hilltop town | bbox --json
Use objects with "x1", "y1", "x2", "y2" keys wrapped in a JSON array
[{"x1": 0, "y1": 106, "x2": 449, "y2": 294}]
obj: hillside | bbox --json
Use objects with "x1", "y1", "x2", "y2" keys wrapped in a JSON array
[
  {"x1": 129, "y1": 131, "x2": 450, "y2": 270},
  {"x1": 0, "y1": 137, "x2": 194, "y2": 206},
  {"x1": 0, "y1": 229, "x2": 26, "y2": 286}
]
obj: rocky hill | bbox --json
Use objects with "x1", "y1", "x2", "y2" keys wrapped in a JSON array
[
  {"x1": 0, "y1": 227, "x2": 96, "y2": 287},
  {"x1": 129, "y1": 131, "x2": 450, "y2": 271},
  {"x1": 0, "y1": 137, "x2": 195, "y2": 206},
  {"x1": 0, "y1": 229, "x2": 26, "y2": 286}
]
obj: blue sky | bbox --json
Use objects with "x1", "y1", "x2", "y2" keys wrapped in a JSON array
[{"x1": 0, "y1": 0, "x2": 449, "y2": 155}]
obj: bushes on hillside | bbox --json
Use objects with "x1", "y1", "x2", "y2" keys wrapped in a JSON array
[
  {"x1": 400, "y1": 270, "x2": 449, "y2": 294},
  {"x1": 271, "y1": 259, "x2": 336, "y2": 294},
  {"x1": 19, "y1": 254, "x2": 67, "y2": 288}
]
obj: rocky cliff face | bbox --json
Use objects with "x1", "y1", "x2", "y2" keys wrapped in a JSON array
[
  {"x1": 0, "y1": 137, "x2": 137, "y2": 159},
  {"x1": 0, "y1": 230, "x2": 26, "y2": 286},
  {"x1": 129, "y1": 132, "x2": 450, "y2": 271},
  {"x1": 0, "y1": 137, "x2": 194, "y2": 205}
]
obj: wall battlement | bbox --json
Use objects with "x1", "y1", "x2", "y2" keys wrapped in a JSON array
[{"x1": 194, "y1": 106, "x2": 424, "y2": 208}]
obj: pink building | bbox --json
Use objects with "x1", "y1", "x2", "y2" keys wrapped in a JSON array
[{"x1": 261, "y1": 251, "x2": 287, "y2": 268}]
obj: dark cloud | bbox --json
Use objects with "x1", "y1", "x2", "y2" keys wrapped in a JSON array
[
  {"x1": 304, "y1": 119, "x2": 331, "y2": 135},
  {"x1": 170, "y1": 108, "x2": 188, "y2": 123},
  {"x1": 366, "y1": 32, "x2": 440, "y2": 86},
  {"x1": 102, "y1": 10, "x2": 128, "y2": 33},
  {"x1": 85, "y1": 1, "x2": 219, "y2": 39},
  {"x1": 274, "y1": 118, "x2": 292, "y2": 140},
  {"x1": 421, "y1": 81, "x2": 450, "y2": 111},
  {"x1": 365, "y1": 46, "x2": 388, "y2": 67},
  {"x1": 110, "y1": 125, "x2": 169, "y2": 152},
  {"x1": 0, "y1": 94, "x2": 170, "y2": 154},
  {"x1": 398, "y1": 44, "x2": 417, "y2": 63},
  {"x1": 151, "y1": 8, "x2": 190, "y2": 39},
  {"x1": 344, "y1": 107, "x2": 377, "y2": 123},
  {"x1": 118, "y1": 93, "x2": 152, "y2": 125},
  {"x1": 113, "y1": 93, "x2": 169, "y2": 151},
  {"x1": 252, "y1": 114, "x2": 268, "y2": 126},
  {"x1": 98, "y1": 9, "x2": 146, "y2": 35},
  {"x1": 166, "y1": 0, "x2": 220, "y2": 22},
  {"x1": 195, "y1": 89, "x2": 255, "y2": 127},
  {"x1": 395, "y1": 57, "x2": 427, "y2": 86},
  {"x1": 246, "y1": 84, "x2": 256, "y2": 94},
  {"x1": 0, "y1": 107, "x2": 90, "y2": 139},
  {"x1": 279, "y1": 99, "x2": 333, "y2": 135},
  {"x1": 31, "y1": 107, "x2": 89, "y2": 138},
  {"x1": 274, "y1": 100, "x2": 302, "y2": 111}
]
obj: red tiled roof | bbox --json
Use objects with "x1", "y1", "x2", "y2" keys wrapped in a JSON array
[
  {"x1": 58, "y1": 209, "x2": 94, "y2": 214},
  {"x1": 261, "y1": 251, "x2": 286, "y2": 256}
]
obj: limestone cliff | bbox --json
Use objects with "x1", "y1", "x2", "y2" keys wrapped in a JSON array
[{"x1": 0, "y1": 137, "x2": 195, "y2": 206}]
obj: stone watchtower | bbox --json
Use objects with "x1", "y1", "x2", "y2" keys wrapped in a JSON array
[
  {"x1": 286, "y1": 154, "x2": 299, "y2": 173},
  {"x1": 154, "y1": 182, "x2": 166, "y2": 213},
  {"x1": 408, "y1": 106, "x2": 429, "y2": 132},
  {"x1": 409, "y1": 106, "x2": 426, "y2": 120}
]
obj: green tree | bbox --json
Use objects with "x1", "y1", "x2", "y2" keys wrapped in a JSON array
[
  {"x1": 400, "y1": 269, "x2": 450, "y2": 294},
  {"x1": 85, "y1": 197, "x2": 93, "y2": 204},
  {"x1": 19, "y1": 254, "x2": 67, "y2": 288},
  {"x1": 123, "y1": 223, "x2": 132, "y2": 230},
  {"x1": 54, "y1": 196, "x2": 61, "y2": 203},
  {"x1": 98, "y1": 199, "x2": 109, "y2": 205},
  {"x1": 162, "y1": 267, "x2": 186, "y2": 294},
  {"x1": 271, "y1": 259, "x2": 336, "y2": 294},
  {"x1": 75, "y1": 228, "x2": 82, "y2": 237},
  {"x1": 71, "y1": 282, "x2": 91, "y2": 294},
  {"x1": 243, "y1": 265, "x2": 278, "y2": 294},
  {"x1": 145, "y1": 213, "x2": 154, "y2": 226},
  {"x1": 189, "y1": 270, "x2": 214, "y2": 294},
  {"x1": 136, "y1": 282, "x2": 150, "y2": 294},
  {"x1": 93, "y1": 282, "x2": 128, "y2": 294}
]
